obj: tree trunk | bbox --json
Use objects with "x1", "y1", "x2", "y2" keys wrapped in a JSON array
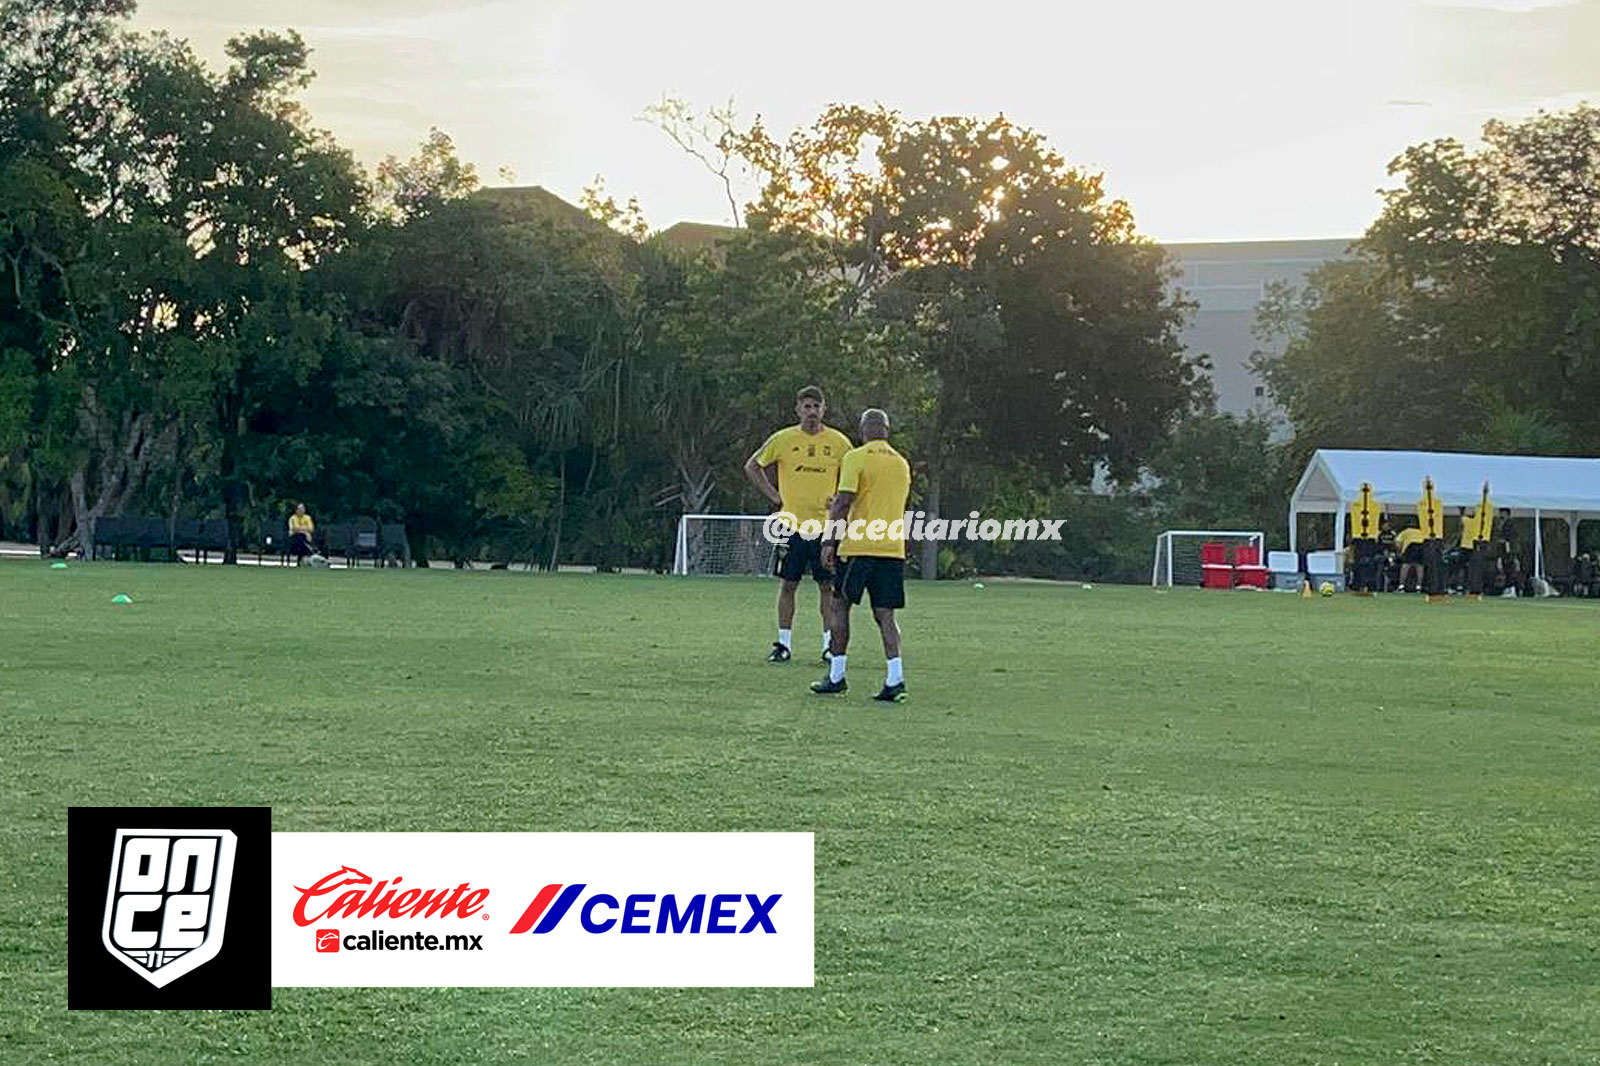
[
  {"x1": 220, "y1": 396, "x2": 242, "y2": 564},
  {"x1": 167, "y1": 444, "x2": 184, "y2": 560},
  {"x1": 68, "y1": 467, "x2": 95, "y2": 560},
  {"x1": 547, "y1": 456, "x2": 566, "y2": 572},
  {"x1": 672, "y1": 449, "x2": 715, "y2": 575},
  {"x1": 56, "y1": 399, "x2": 175, "y2": 558},
  {"x1": 27, "y1": 461, "x2": 48, "y2": 556},
  {"x1": 920, "y1": 468, "x2": 940, "y2": 580}
]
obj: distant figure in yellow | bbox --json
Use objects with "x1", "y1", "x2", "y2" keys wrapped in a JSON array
[
  {"x1": 1394, "y1": 525, "x2": 1425, "y2": 592},
  {"x1": 288, "y1": 503, "x2": 315, "y2": 565}
]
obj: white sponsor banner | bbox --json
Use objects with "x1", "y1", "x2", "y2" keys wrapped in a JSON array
[{"x1": 271, "y1": 833, "x2": 813, "y2": 987}]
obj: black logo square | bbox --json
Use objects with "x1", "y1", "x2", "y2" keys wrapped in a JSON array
[{"x1": 68, "y1": 807, "x2": 271, "y2": 1009}]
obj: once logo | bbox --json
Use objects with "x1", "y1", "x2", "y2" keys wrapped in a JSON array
[
  {"x1": 292, "y1": 866, "x2": 490, "y2": 926},
  {"x1": 509, "y1": 883, "x2": 781, "y2": 935},
  {"x1": 100, "y1": 829, "x2": 237, "y2": 988},
  {"x1": 315, "y1": 929, "x2": 341, "y2": 953}
]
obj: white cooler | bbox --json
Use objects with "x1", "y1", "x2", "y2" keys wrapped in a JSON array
[
  {"x1": 1268, "y1": 550, "x2": 1302, "y2": 591},
  {"x1": 1306, "y1": 549, "x2": 1345, "y2": 592}
]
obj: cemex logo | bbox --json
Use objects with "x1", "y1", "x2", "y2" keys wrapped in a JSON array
[
  {"x1": 291, "y1": 865, "x2": 490, "y2": 926},
  {"x1": 510, "y1": 883, "x2": 781, "y2": 935},
  {"x1": 69, "y1": 807, "x2": 271, "y2": 1010}
]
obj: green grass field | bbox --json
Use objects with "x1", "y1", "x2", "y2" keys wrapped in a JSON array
[{"x1": 1, "y1": 561, "x2": 1596, "y2": 1065}]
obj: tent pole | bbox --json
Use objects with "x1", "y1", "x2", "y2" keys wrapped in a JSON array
[
  {"x1": 1288, "y1": 507, "x2": 1297, "y2": 553},
  {"x1": 1334, "y1": 501, "x2": 1347, "y2": 554},
  {"x1": 1570, "y1": 513, "x2": 1579, "y2": 561},
  {"x1": 1534, "y1": 508, "x2": 1544, "y2": 583}
]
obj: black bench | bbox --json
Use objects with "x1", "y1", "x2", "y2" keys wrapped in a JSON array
[
  {"x1": 320, "y1": 520, "x2": 388, "y2": 567},
  {"x1": 175, "y1": 518, "x2": 229, "y2": 563},
  {"x1": 93, "y1": 517, "x2": 230, "y2": 562},
  {"x1": 92, "y1": 517, "x2": 166, "y2": 560},
  {"x1": 379, "y1": 523, "x2": 411, "y2": 567}
]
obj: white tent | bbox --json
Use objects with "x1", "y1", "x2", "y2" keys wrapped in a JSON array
[{"x1": 1289, "y1": 448, "x2": 1600, "y2": 578}]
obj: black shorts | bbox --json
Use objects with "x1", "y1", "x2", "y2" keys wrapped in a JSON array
[
  {"x1": 775, "y1": 534, "x2": 831, "y2": 583},
  {"x1": 833, "y1": 555, "x2": 906, "y2": 609},
  {"x1": 1401, "y1": 543, "x2": 1424, "y2": 565}
]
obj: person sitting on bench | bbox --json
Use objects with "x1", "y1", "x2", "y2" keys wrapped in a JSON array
[{"x1": 289, "y1": 503, "x2": 316, "y2": 565}]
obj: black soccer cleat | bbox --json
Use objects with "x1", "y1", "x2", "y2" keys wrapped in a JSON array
[
  {"x1": 767, "y1": 643, "x2": 791, "y2": 663},
  {"x1": 872, "y1": 682, "x2": 907, "y2": 703},
  {"x1": 810, "y1": 677, "x2": 848, "y2": 695}
]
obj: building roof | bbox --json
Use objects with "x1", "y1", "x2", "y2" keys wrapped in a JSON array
[
  {"x1": 1163, "y1": 237, "x2": 1356, "y2": 261},
  {"x1": 655, "y1": 220, "x2": 740, "y2": 256},
  {"x1": 472, "y1": 185, "x2": 617, "y2": 239}
]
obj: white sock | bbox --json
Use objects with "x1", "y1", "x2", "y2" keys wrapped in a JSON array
[
  {"x1": 777, "y1": 628, "x2": 792, "y2": 649},
  {"x1": 822, "y1": 630, "x2": 832, "y2": 655},
  {"x1": 829, "y1": 655, "x2": 847, "y2": 683},
  {"x1": 886, "y1": 657, "x2": 903, "y2": 685}
]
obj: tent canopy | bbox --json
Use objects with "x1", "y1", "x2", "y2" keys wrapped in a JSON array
[{"x1": 1289, "y1": 449, "x2": 1600, "y2": 555}]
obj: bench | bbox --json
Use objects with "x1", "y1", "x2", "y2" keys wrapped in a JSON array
[
  {"x1": 92, "y1": 517, "x2": 230, "y2": 562},
  {"x1": 320, "y1": 520, "x2": 409, "y2": 567}
]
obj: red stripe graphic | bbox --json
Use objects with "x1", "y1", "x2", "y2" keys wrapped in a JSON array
[{"x1": 508, "y1": 883, "x2": 564, "y2": 935}]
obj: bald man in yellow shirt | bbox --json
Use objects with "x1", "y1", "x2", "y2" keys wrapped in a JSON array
[{"x1": 812, "y1": 408, "x2": 912, "y2": 703}]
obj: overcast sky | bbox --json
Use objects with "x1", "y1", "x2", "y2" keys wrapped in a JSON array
[{"x1": 131, "y1": 0, "x2": 1600, "y2": 242}]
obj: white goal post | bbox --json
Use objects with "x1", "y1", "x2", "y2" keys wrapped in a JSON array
[
  {"x1": 673, "y1": 514, "x2": 779, "y2": 576},
  {"x1": 1151, "y1": 529, "x2": 1266, "y2": 588}
]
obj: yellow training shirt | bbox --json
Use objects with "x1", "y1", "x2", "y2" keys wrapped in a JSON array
[
  {"x1": 289, "y1": 513, "x2": 314, "y2": 535},
  {"x1": 837, "y1": 439, "x2": 911, "y2": 560},
  {"x1": 1395, "y1": 527, "x2": 1423, "y2": 553},
  {"x1": 755, "y1": 425, "x2": 852, "y2": 525}
]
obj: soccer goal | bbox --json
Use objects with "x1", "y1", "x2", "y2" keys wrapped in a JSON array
[
  {"x1": 1151, "y1": 529, "x2": 1266, "y2": 588},
  {"x1": 673, "y1": 514, "x2": 779, "y2": 576}
]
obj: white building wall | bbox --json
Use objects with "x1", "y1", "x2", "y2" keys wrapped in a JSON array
[{"x1": 1161, "y1": 238, "x2": 1353, "y2": 423}]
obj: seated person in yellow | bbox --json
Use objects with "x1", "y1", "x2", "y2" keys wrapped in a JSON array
[{"x1": 288, "y1": 504, "x2": 315, "y2": 563}]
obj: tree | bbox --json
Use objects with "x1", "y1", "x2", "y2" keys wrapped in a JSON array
[
  {"x1": 0, "y1": 0, "x2": 136, "y2": 548},
  {"x1": 1145, "y1": 411, "x2": 1291, "y2": 535},
  {"x1": 712, "y1": 105, "x2": 1199, "y2": 574},
  {"x1": 1, "y1": 3, "x2": 368, "y2": 557},
  {"x1": 337, "y1": 175, "x2": 647, "y2": 565},
  {"x1": 1260, "y1": 103, "x2": 1600, "y2": 458},
  {"x1": 373, "y1": 127, "x2": 479, "y2": 222},
  {"x1": 639, "y1": 227, "x2": 894, "y2": 516},
  {"x1": 1252, "y1": 262, "x2": 1456, "y2": 454}
]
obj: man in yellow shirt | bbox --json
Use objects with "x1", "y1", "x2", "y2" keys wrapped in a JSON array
[
  {"x1": 744, "y1": 386, "x2": 853, "y2": 663},
  {"x1": 288, "y1": 503, "x2": 315, "y2": 565},
  {"x1": 812, "y1": 408, "x2": 912, "y2": 703},
  {"x1": 1394, "y1": 525, "x2": 1424, "y2": 592}
]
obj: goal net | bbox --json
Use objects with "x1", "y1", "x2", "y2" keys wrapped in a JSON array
[
  {"x1": 1151, "y1": 529, "x2": 1266, "y2": 588},
  {"x1": 673, "y1": 514, "x2": 778, "y2": 576}
]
